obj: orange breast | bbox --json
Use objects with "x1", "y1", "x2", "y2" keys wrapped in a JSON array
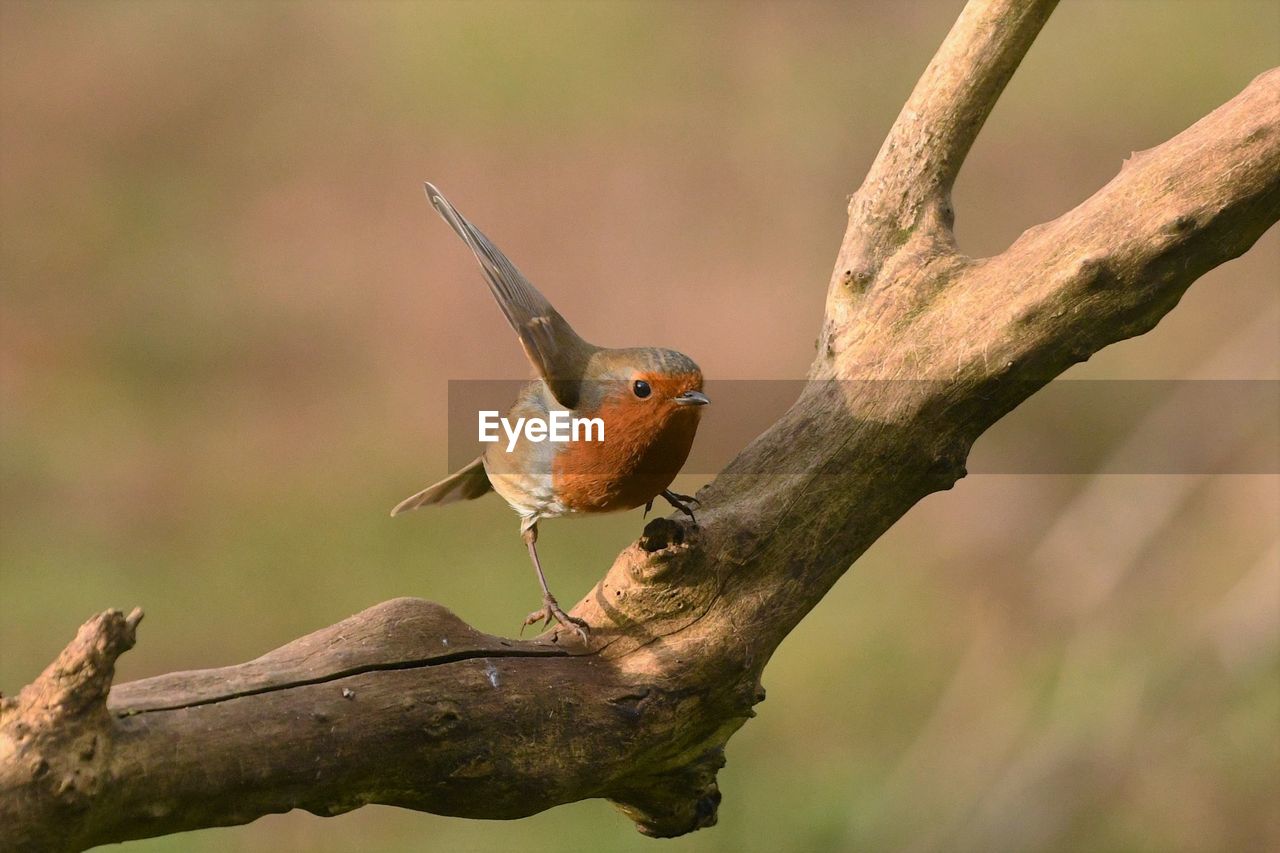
[{"x1": 552, "y1": 402, "x2": 701, "y2": 513}]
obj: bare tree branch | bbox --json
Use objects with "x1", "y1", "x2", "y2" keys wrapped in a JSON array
[
  {"x1": 844, "y1": 0, "x2": 1059, "y2": 259},
  {"x1": 3, "y1": 1, "x2": 1277, "y2": 849}
]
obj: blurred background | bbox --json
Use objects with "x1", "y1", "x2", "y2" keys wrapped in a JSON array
[{"x1": 2, "y1": 1, "x2": 1277, "y2": 850}]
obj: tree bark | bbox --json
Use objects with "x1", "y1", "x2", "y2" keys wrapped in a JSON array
[{"x1": 3, "y1": 1, "x2": 1278, "y2": 849}]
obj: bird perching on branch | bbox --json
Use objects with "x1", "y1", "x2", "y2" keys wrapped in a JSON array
[{"x1": 392, "y1": 184, "x2": 709, "y2": 639}]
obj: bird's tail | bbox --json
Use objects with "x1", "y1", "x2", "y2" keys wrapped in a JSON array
[{"x1": 390, "y1": 456, "x2": 493, "y2": 516}]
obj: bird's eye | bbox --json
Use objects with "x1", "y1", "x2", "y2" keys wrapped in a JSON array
[{"x1": 633, "y1": 379, "x2": 652, "y2": 399}]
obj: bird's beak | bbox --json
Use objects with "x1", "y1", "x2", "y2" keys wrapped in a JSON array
[{"x1": 673, "y1": 390, "x2": 710, "y2": 407}]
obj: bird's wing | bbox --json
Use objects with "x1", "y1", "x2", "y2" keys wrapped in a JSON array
[
  {"x1": 390, "y1": 456, "x2": 493, "y2": 516},
  {"x1": 424, "y1": 183, "x2": 592, "y2": 408}
]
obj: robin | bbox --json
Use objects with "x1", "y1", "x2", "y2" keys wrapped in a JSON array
[{"x1": 392, "y1": 184, "x2": 709, "y2": 640}]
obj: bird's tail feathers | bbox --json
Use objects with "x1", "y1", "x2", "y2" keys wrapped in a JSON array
[{"x1": 390, "y1": 456, "x2": 492, "y2": 516}]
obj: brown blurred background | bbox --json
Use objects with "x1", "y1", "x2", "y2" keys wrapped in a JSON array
[{"x1": 1, "y1": 1, "x2": 1277, "y2": 851}]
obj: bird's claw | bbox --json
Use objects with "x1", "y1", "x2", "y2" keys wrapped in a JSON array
[
  {"x1": 661, "y1": 489, "x2": 701, "y2": 526},
  {"x1": 521, "y1": 597, "x2": 589, "y2": 642}
]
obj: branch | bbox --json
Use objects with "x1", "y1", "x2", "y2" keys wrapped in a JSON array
[
  {"x1": 4, "y1": 2, "x2": 1278, "y2": 849},
  {"x1": 838, "y1": 0, "x2": 1059, "y2": 278}
]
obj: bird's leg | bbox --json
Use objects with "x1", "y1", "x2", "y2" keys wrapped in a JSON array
[
  {"x1": 661, "y1": 489, "x2": 700, "y2": 525},
  {"x1": 519, "y1": 521, "x2": 589, "y2": 641}
]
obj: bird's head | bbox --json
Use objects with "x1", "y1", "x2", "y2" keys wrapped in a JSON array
[{"x1": 576, "y1": 347, "x2": 708, "y2": 431}]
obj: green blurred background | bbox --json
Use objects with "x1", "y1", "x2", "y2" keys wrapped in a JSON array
[{"x1": 2, "y1": 1, "x2": 1277, "y2": 850}]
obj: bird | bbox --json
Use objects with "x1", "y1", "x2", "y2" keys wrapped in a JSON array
[{"x1": 392, "y1": 183, "x2": 709, "y2": 640}]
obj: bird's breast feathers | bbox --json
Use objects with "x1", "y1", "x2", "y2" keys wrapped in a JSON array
[{"x1": 482, "y1": 379, "x2": 701, "y2": 518}]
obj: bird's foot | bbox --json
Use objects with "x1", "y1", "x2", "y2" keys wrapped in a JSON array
[
  {"x1": 661, "y1": 489, "x2": 701, "y2": 526},
  {"x1": 522, "y1": 595, "x2": 589, "y2": 642}
]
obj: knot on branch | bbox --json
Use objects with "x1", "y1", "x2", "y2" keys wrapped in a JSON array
[
  {"x1": 928, "y1": 441, "x2": 970, "y2": 491},
  {"x1": 637, "y1": 517, "x2": 687, "y2": 555},
  {"x1": 619, "y1": 516, "x2": 706, "y2": 586},
  {"x1": 579, "y1": 518, "x2": 719, "y2": 649},
  {"x1": 609, "y1": 746, "x2": 726, "y2": 838},
  {"x1": 839, "y1": 263, "x2": 876, "y2": 294}
]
